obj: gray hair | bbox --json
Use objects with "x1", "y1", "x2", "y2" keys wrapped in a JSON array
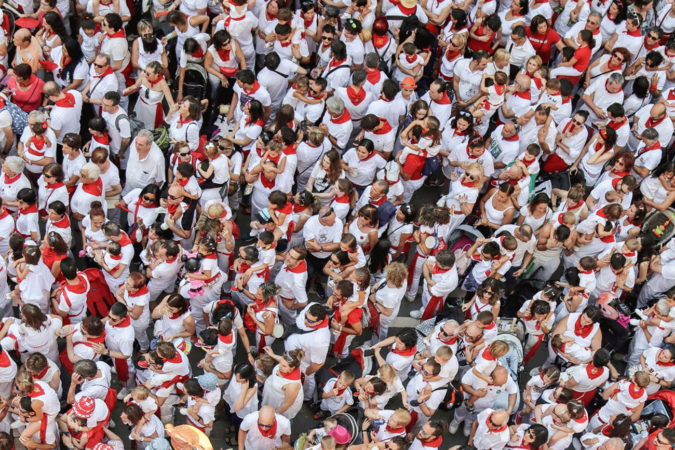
[
  {"x1": 365, "y1": 52, "x2": 379, "y2": 69},
  {"x1": 4, "y1": 156, "x2": 24, "y2": 175},
  {"x1": 96, "y1": 53, "x2": 112, "y2": 65},
  {"x1": 137, "y1": 129, "x2": 154, "y2": 143},
  {"x1": 519, "y1": 224, "x2": 533, "y2": 239},
  {"x1": 657, "y1": 298, "x2": 670, "y2": 315},
  {"x1": 352, "y1": 69, "x2": 368, "y2": 86},
  {"x1": 28, "y1": 111, "x2": 47, "y2": 122},
  {"x1": 608, "y1": 72, "x2": 624, "y2": 85},
  {"x1": 374, "y1": 179, "x2": 389, "y2": 195},
  {"x1": 81, "y1": 162, "x2": 100, "y2": 180},
  {"x1": 326, "y1": 96, "x2": 345, "y2": 116},
  {"x1": 589, "y1": 11, "x2": 602, "y2": 20},
  {"x1": 443, "y1": 319, "x2": 460, "y2": 331},
  {"x1": 642, "y1": 127, "x2": 660, "y2": 141}
]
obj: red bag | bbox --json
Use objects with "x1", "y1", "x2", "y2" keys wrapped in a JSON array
[{"x1": 82, "y1": 268, "x2": 115, "y2": 318}]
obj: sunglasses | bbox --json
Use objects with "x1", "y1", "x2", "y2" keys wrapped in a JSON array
[
  {"x1": 94, "y1": 63, "x2": 107, "y2": 69},
  {"x1": 219, "y1": 145, "x2": 233, "y2": 151},
  {"x1": 489, "y1": 416, "x2": 502, "y2": 428},
  {"x1": 258, "y1": 422, "x2": 273, "y2": 429},
  {"x1": 282, "y1": 352, "x2": 294, "y2": 362},
  {"x1": 168, "y1": 194, "x2": 180, "y2": 200},
  {"x1": 179, "y1": 152, "x2": 190, "y2": 157},
  {"x1": 321, "y1": 207, "x2": 334, "y2": 218},
  {"x1": 107, "y1": 314, "x2": 121, "y2": 321},
  {"x1": 321, "y1": 36, "x2": 332, "y2": 41},
  {"x1": 572, "y1": 119, "x2": 583, "y2": 126},
  {"x1": 142, "y1": 195, "x2": 155, "y2": 202},
  {"x1": 305, "y1": 314, "x2": 319, "y2": 324},
  {"x1": 43, "y1": 173, "x2": 55, "y2": 179},
  {"x1": 464, "y1": 172, "x2": 476, "y2": 180}
]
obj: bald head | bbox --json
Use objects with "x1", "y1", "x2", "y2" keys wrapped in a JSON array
[
  {"x1": 554, "y1": 403, "x2": 570, "y2": 423},
  {"x1": 515, "y1": 74, "x2": 531, "y2": 92},
  {"x1": 491, "y1": 366, "x2": 509, "y2": 386},
  {"x1": 604, "y1": 438, "x2": 625, "y2": 450},
  {"x1": 651, "y1": 102, "x2": 667, "y2": 120},
  {"x1": 465, "y1": 322, "x2": 483, "y2": 342},
  {"x1": 490, "y1": 409, "x2": 508, "y2": 427},
  {"x1": 259, "y1": 405, "x2": 275, "y2": 422},
  {"x1": 15, "y1": 28, "x2": 31, "y2": 43}
]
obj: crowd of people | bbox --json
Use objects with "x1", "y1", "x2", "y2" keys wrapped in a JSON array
[{"x1": 0, "y1": 0, "x2": 672, "y2": 447}]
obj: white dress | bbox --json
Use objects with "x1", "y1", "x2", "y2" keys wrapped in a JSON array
[
  {"x1": 261, "y1": 366, "x2": 304, "y2": 420},
  {"x1": 134, "y1": 85, "x2": 165, "y2": 130},
  {"x1": 136, "y1": 37, "x2": 164, "y2": 70},
  {"x1": 223, "y1": 378, "x2": 259, "y2": 418}
]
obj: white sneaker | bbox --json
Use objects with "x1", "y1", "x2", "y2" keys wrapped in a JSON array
[
  {"x1": 635, "y1": 309, "x2": 649, "y2": 320},
  {"x1": 464, "y1": 424, "x2": 472, "y2": 437},
  {"x1": 529, "y1": 367, "x2": 542, "y2": 377},
  {"x1": 116, "y1": 387, "x2": 130, "y2": 400},
  {"x1": 108, "y1": 419, "x2": 116, "y2": 429},
  {"x1": 449, "y1": 421, "x2": 460, "y2": 435},
  {"x1": 410, "y1": 311, "x2": 423, "y2": 319},
  {"x1": 630, "y1": 319, "x2": 641, "y2": 326},
  {"x1": 179, "y1": 408, "x2": 188, "y2": 415},
  {"x1": 9, "y1": 420, "x2": 23, "y2": 430}
]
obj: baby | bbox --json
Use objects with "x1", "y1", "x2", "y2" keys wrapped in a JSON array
[
  {"x1": 550, "y1": 333, "x2": 592, "y2": 364},
  {"x1": 396, "y1": 118, "x2": 442, "y2": 165},
  {"x1": 98, "y1": 241, "x2": 123, "y2": 277},
  {"x1": 470, "y1": 71, "x2": 509, "y2": 124},
  {"x1": 393, "y1": 43, "x2": 424, "y2": 83},
  {"x1": 204, "y1": 318, "x2": 236, "y2": 379},
  {"x1": 307, "y1": 417, "x2": 339, "y2": 445},
  {"x1": 123, "y1": 385, "x2": 159, "y2": 420}
]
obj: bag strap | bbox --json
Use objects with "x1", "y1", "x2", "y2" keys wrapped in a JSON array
[
  {"x1": 115, "y1": 114, "x2": 130, "y2": 133},
  {"x1": 272, "y1": 69, "x2": 290, "y2": 78},
  {"x1": 325, "y1": 64, "x2": 350, "y2": 77},
  {"x1": 298, "y1": 145, "x2": 324, "y2": 176}
]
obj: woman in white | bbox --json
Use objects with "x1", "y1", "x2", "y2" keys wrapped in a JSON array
[
  {"x1": 463, "y1": 278, "x2": 502, "y2": 320},
  {"x1": 164, "y1": 11, "x2": 208, "y2": 62},
  {"x1": 348, "y1": 205, "x2": 379, "y2": 254},
  {"x1": 657, "y1": 2, "x2": 675, "y2": 42},
  {"x1": 125, "y1": 61, "x2": 174, "y2": 130},
  {"x1": 440, "y1": 111, "x2": 473, "y2": 181},
  {"x1": 499, "y1": 0, "x2": 528, "y2": 44},
  {"x1": 289, "y1": 190, "x2": 315, "y2": 248},
  {"x1": 37, "y1": 163, "x2": 69, "y2": 215},
  {"x1": 439, "y1": 163, "x2": 483, "y2": 242},
  {"x1": 584, "y1": 48, "x2": 629, "y2": 88},
  {"x1": 81, "y1": 204, "x2": 109, "y2": 252},
  {"x1": 116, "y1": 273, "x2": 151, "y2": 351},
  {"x1": 355, "y1": 364, "x2": 407, "y2": 410},
  {"x1": 526, "y1": 218, "x2": 572, "y2": 282},
  {"x1": 166, "y1": 96, "x2": 201, "y2": 152},
  {"x1": 0, "y1": 304, "x2": 62, "y2": 363},
  {"x1": 204, "y1": 30, "x2": 244, "y2": 104},
  {"x1": 245, "y1": 282, "x2": 280, "y2": 354},
  {"x1": 47, "y1": 39, "x2": 89, "y2": 92},
  {"x1": 518, "y1": 193, "x2": 553, "y2": 235},
  {"x1": 228, "y1": 99, "x2": 264, "y2": 153},
  {"x1": 131, "y1": 21, "x2": 168, "y2": 73},
  {"x1": 151, "y1": 294, "x2": 195, "y2": 344},
  {"x1": 179, "y1": 238, "x2": 225, "y2": 335},
  {"x1": 197, "y1": 142, "x2": 231, "y2": 209},
  {"x1": 222, "y1": 362, "x2": 259, "y2": 442},
  {"x1": 307, "y1": 150, "x2": 345, "y2": 206},
  {"x1": 117, "y1": 185, "x2": 161, "y2": 241},
  {"x1": 641, "y1": 162, "x2": 675, "y2": 212},
  {"x1": 571, "y1": 126, "x2": 617, "y2": 187},
  {"x1": 386, "y1": 204, "x2": 415, "y2": 259},
  {"x1": 260, "y1": 347, "x2": 304, "y2": 420},
  {"x1": 14, "y1": 245, "x2": 55, "y2": 314},
  {"x1": 439, "y1": 31, "x2": 467, "y2": 83},
  {"x1": 296, "y1": 127, "x2": 330, "y2": 194},
  {"x1": 342, "y1": 139, "x2": 387, "y2": 195},
  {"x1": 123, "y1": 403, "x2": 165, "y2": 447},
  {"x1": 297, "y1": 3, "x2": 322, "y2": 54},
  {"x1": 371, "y1": 263, "x2": 408, "y2": 344}
]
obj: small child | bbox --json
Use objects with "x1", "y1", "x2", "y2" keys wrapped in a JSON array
[
  {"x1": 316, "y1": 370, "x2": 355, "y2": 420},
  {"x1": 172, "y1": 163, "x2": 202, "y2": 201},
  {"x1": 123, "y1": 385, "x2": 159, "y2": 420},
  {"x1": 306, "y1": 417, "x2": 339, "y2": 445},
  {"x1": 340, "y1": 233, "x2": 366, "y2": 278},
  {"x1": 204, "y1": 318, "x2": 235, "y2": 379},
  {"x1": 414, "y1": 345, "x2": 457, "y2": 383},
  {"x1": 535, "y1": 78, "x2": 562, "y2": 111},
  {"x1": 223, "y1": 0, "x2": 249, "y2": 36},
  {"x1": 253, "y1": 230, "x2": 276, "y2": 273},
  {"x1": 516, "y1": 144, "x2": 542, "y2": 178},
  {"x1": 465, "y1": 340, "x2": 510, "y2": 412},
  {"x1": 590, "y1": 190, "x2": 621, "y2": 214},
  {"x1": 181, "y1": 378, "x2": 215, "y2": 436},
  {"x1": 78, "y1": 14, "x2": 101, "y2": 64},
  {"x1": 24, "y1": 120, "x2": 53, "y2": 167},
  {"x1": 518, "y1": 366, "x2": 560, "y2": 423},
  {"x1": 99, "y1": 241, "x2": 123, "y2": 278},
  {"x1": 86, "y1": 117, "x2": 109, "y2": 157},
  {"x1": 6, "y1": 233, "x2": 24, "y2": 283},
  {"x1": 267, "y1": 190, "x2": 293, "y2": 241},
  {"x1": 255, "y1": 353, "x2": 276, "y2": 388},
  {"x1": 470, "y1": 71, "x2": 508, "y2": 123},
  {"x1": 576, "y1": 204, "x2": 623, "y2": 247},
  {"x1": 283, "y1": 77, "x2": 322, "y2": 119},
  {"x1": 396, "y1": 118, "x2": 442, "y2": 164},
  {"x1": 393, "y1": 43, "x2": 424, "y2": 83},
  {"x1": 550, "y1": 334, "x2": 592, "y2": 365}
]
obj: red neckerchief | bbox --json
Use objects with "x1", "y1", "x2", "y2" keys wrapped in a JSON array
[
  {"x1": 638, "y1": 142, "x2": 661, "y2": 157},
  {"x1": 108, "y1": 253, "x2": 123, "y2": 261},
  {"x1": 370, "y1": 195, "x2": 387, "y2": 206},
  {"x1": 276, "y1": 202, "x2": 292, "y2": 216},
  {"x1": 405, "y1": 54, "x2": 418, "y2": 64},
  {"x1": 217, "y1": 47, "x2": 231, "y2": 62},
  {"x1": 608, "y1": 116, "x2": 627, "y2": 130},
  {"x1": 374, "y1": 118, "x2": 393, "y2": 135},
  {"x1": 586, "y1": 363, "x2": 603, "y2": 379},
  {"x1": 386, "y1": 424, "x2": 406, "y2": 434},
  {"x1": 245, "y1": 117, "x2": 264, "y2": 128},
  {"x1": 574, "y1": 315, "x2": 594, "y2": 338},
  {"x1": 646, "y1": 115, "x2": 667, "y2": 127},
  {"x1": 285, "y1": 260, "x2": 307, "y2": 273},
  {"x1": 176, "y1": 177, "x2": 189, "y2": 187},
  {"x1": 167, "y1": 203, "x2": 179, "y2": 215},
  {"x1": 28, "y1": 383, "x2": 46, "y2": 398},
  {"x1": 279, "y1": 39, "x2": 292, "y2": 47},
  {"x1": 366, "y1": 68, "x2": 381, "y2": 84},
  {"x1": 421, "y1": 436, "x2": 442, "y2": 448},
  {"x1": 605, "y1": 78, "x2": 623, "y2": 94},
  {"x1": 191, "y1": 45, "x2": 205, "y2": 58},
  {"x1": 128, "y1": 285, "x2": 149, "y2": 297},
  {"x1": 303, "y1": 15, "x2": 314, "y2": 28},
  {"x1": 328, "y1": 57, "x2": 348, "y2": 71},
  {"x1": 168, "y1": 310, "x2": 183, "y2": 320},
  {"x1": 81, "y1": 178, "x2": 103, "y2": 196},
  {"x1": 244, "y1": 81, "x2": 261, "y2": 96},
  {"x1": 283, "y1": 143, "x2": 297, "y2": 155},
  {"x1": 467, "y1": 147, "x2": 483, "y2": 159},
  {"x1": 503, "y1": 132, "x2": 519, "y2": 142},
  {"x1": 279, "y1": 367, "x2": 301, "y2": 380},
  {"x1": 627, "y1": 28, "x2": 642, "y2": 37},
  {"x1": 32, "y1": 365, "x2": 50, "y2": 380},
  {"x1": 514, "y1": 90, "x2": 532, "y2": 100},
  {"x1": 63, "y1": 274, "x2": 88, "y2": 294},
  {"x1": 30, "y1": 135, "x2": 45, "y2": 151},
  {"x1": 55, "y1": 92, "x2": 76, "y2": 108},
  {"x1": 372, "y1": 34, "x2": 388, "y2": 49},
  {"x1": 460, "y1": 178, "x2": 475, "y2": 189},
  {"x1": 391, "y1": 344, "x2": 416, "y2": 357},
  {"x1": 568, "y1": 199, "x2": 584, "y2": 211},
  {"x1": 398, "y1": 4, "x2": 416, "y2": 14},
  {"x1": 308, "y1": 316, "x2": 330, "y2": 329},
  {"x1": 118, "y1": 232, "x2": 132, "y2": 247},
  {"x1": 93, "y1": 66, "x2": 114, "y2": 79},
  {"x1": 331, "y1": 110, "x2": 352, "y2": 124},
  {"x1": 628, "y1": 382, "x2": 645, "y2": 399},
  {"x1": 644, "y1": 35, "x2": 659, "y2": 50},
  {"x1": 0, "y1": 207, "x2": 8, "y2": 220},
  {"x1": 333, "y1": 194, "x2": 350, "y2": 204},
  {"x1": 486, "y1": 413, "x2": 508, "y2": 433},
  {"x1": 178, "y1": 116, "x2": 194, "y2": 126},
  {"x1": 260, "y1": 174, "x2": 275, "y2": 189},
  {"x1": 435, "y1": 92, "x2": 452, "y2": 105},
  {"x1": 258, "y1": 418, "x2": 278, "y2": 438},
  {"x1": 148, "y1": 74, "x2": 164, "y2": 88},
  {"x1": 432, "y1": 264, "x2": 451, "y2": 274},
  {"x1": 445, "y1": 49, "x2": 462, "y2": 61},
  {"x1": 438, "y1": 331, "x2": 457, "y2": 345},
  {"x1": 112, "y1": 315, "x2": 131, "y2": 328},
  {"x1": 346, "y1": 86, "x2": 366, "y2": 105},
  {"x1": 92, "y1": 133, "x2": 109, "y2": 146},
  {"x1": 204, "y1": 252, "x2": 218, "y2": 260},
  {"x1": 218, "y1": 330, "x2": 234, "y2": 344},
  {"x1": 579, "y1": 269, "x2": 593, "y2": 275},
  {"x1": 657, "y1": 350, "x2": 675, "y2": 366},
  {"x1": 293, "y1": 203, "x2": 309, "y2": 213},
  {"x1": 19, "y1": 204, "x2": 38, "y2": 215},
  {"x1": 562, "y1": 118, "x2": 577, "y2": 134},
  {"x1": 482, "y1": 348, "x2": 496, "y2": 361},
  {"x1": 51, "y1": 215, "x2": 70, "y2": 228}
]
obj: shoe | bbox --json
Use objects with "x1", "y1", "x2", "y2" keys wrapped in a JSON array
[
  {"x1": 316, "y1": 284, "x2": 326, "y2": 299},
  {"x1": 410, "y1": 311, "x2": 423, "y2": 319},
  {"x1": 108, "y1": 419, "x2": 116, "y2": 429},
  {"x1": 630, "y1": 319, "x2": 640, "y2": 326},
  {"x1": 464, "y1": 424, "x2": 472, "y2": 437},
  {"x1": 9, "y1": 420, "x2": 23, "y2": 430},
  {"x1": 117, "y1": 388, "x2": 130, "y2": 401},
  {"x1": 529, "y1": 367, "x2": 542, "y2": 377},
  {"x1": 635, "y1": 309, "x2": 649, "y2": 320},
  {"x1": 449, "y1": 421, "x2": 460, "y2": 435},
  {"x1": 240, "y1": 233, "x2": 255, "y2": 242},
  {"x1": 313, "y1": 410, "x2": 330, "y2": 420}
]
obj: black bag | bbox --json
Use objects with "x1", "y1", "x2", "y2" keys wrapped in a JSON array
[
  {"x1": 421, "y1": 155, "x2": 441, "y2": 177},
  {"x1": 389, "y1": 13, "x2": 420, "y2": 44},
  {"x1": 372, "y1": 32, "x2": 395, "y2": 76},
  {"x1": 499, "y1": 279, "x2": 546, "y2": 317},
  {"x1": 438, "y1": 379, "x2": 464, "y2": 411}
]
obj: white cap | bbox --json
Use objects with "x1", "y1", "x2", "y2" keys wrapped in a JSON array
[{"x1": 384, "y1": 161, "x2": 400, "y2": 182}]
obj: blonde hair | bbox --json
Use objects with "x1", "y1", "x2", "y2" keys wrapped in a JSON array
[
  {"x1": 561, "y1": 212, "x2": 577, "y2": 227},
  {"x1": 321, "y1": 436, "x2": 336, "y2": 450},
  {"x1": 307, "y1": 127, "x2": 325, "y2": 146},
  {"x1": 489, "y1": 341, "x2": 510, "y2": 359},
  {"x1": 436, "y1": 345, "x2": 453, "y2": 360},
  {"x1": 195, "y1": 203, "x2": 226, "y2": 236},
  {"x1": 527, "y1": 55, "x2": 543, "y2": 69},
  {"x1": 338, "y1": 370, "x2": 355, "y2": 385},
  {"x1": 137, "y1": 19, "x2": 153, "y2": 34},
  {"x1": 465, "y1": 162, "x2": 485, "y2": 191},
  {"x1": 386, "y1": 263, "x2": 408, "y2": 289},
  {"x1": 15, "y1": 368, "x2": 34, "y2": 393},
  {"x1": 377, "y1": 364, "x2": 397, "y2": 383},
  {"x1": 493, "y1": 49, "x2": 510, "y2": 63},
  {"x1": 634, "y1": 371, "x2": 650, "y2": 388},
  {"x1": 625, "y1": 238, "x2": 640, "y2": 251},
  {"x1": 131, "y1": 385, "x2": 150, "y2": 400},
  {"x1": 452, "y1": 33, "x2": 466, "y2": 50},
  {"x1": 391, "y1": 409, "x2": 412, "y2": 427}
]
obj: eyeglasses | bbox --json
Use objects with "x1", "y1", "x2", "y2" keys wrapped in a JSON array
[
  {"x1": 94, "y1": 63, "x2": 107, "y2": 68},
  {"x1": 440, "y1": 328, "x2": 452, "y2": 336},
  {"x1": 310, "y1": 88, "x2": 321, "y2": 96},
  {"x1": 179, "y1": 152, "x2": 190, "y2": 157},
  {"x1": 422, "y1": 368, "x2": 429, "y2": 376},
  {"x1": 305, "y1": 313, "x2": 319, "y2": 324},
  {"x1": 142, "y1": 195, "x2": 155, "y2": 202},
  {"x1": 489, "y1": 416, "x2": 502, "y2": 428},
  {"x1": 464, "y1": 172, "x2": 476, "y2": 180},
  {"x1": 14, "y1": 384, "x2": 24, "y2": 393},
  {"x1": 482, "y1": 289, "x2": 495, "y2": 296},
  {"x1": 219, "y1": 145, "x2": 233, "y2": 151},
  {"x1": 465, "y1": 333, "x2": 479, "y2": 341},
  {"x1": 572, "y1": 119, "x2": 583, "y2": 126},
  {"x1": 258, "y1": 421, "x2": 274, "y2": 429}
]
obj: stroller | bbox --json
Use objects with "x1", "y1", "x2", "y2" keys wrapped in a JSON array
[
  {"x1": 177, "y1": 63, "x2": 210, "y2": 101},
  {"x1": 294, "y1": 411, "x2": 361, "y2": 450}
]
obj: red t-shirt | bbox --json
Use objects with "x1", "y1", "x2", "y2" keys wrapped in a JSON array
[
  {"x1": 468, "y1": 26, "x2": 497, "y2": 54},
  {"x1": 526, "y1": 27, "x2": 561, "y2": 63},
  {"x1": 403, "y1": 153, "x2": 426, "y2": 181},
  {"x1": 644, "y1": 430, "x2": 662, "y2": 450},
  {"x1": 7, "y1": 75, "x2": 45, "y2": 113},
  {"x1": 42, "y1": 248, "x2": 67, "y2": 284},
  {"x1": 573, "y1": 45, "x2": 592, "y2": 72}
]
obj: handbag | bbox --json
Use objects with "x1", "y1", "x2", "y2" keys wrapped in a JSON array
[{"x1": 421, "y1": 156, "x2": 441, "y2": 177}]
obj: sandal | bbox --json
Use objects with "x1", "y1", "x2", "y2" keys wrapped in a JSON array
[
  {"x1": 224, "y1": 425, "x2": 235, "y2": 434},
  {"x1": 225, "y1": 437, "x2": 238, "y2": 446}
]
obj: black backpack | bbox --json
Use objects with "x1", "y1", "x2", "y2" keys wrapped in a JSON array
[
  {"x1": 436, "y1": 379, "x2": 464, "y2": 411},
  {"x1": 372, "y1": 31, "x2": 395, "y2": 76}
]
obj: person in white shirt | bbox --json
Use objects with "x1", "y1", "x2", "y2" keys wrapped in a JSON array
[
  {"x1": 82, "y1": 53, "x2": 119, "y2": 116},
  {"x1": 321, "y1": 96, "x2": 353, "y2": 152},
  {"x1": 506, "y1": 26, "x2": 536, "y2": 78},
  {"x1": 317, "y1": 40, "x2": 352, "y2": 94},
  {"x1": 468, "y1": 408, "x2": 511, "y2": 450},
  {"x1": 410, "y1": 250, "x2": 458, "y2": 320},
  {"x1": 239, "y1": 406, "x2": 291, "y2": 450},
  {"x1": 542, "y1": 111, "x2": 590, "y2": 173},
  {"x1": 258, "y1": 52, "x2": 307, "y2": 120},
  {"x1": 629, "y1": 103, "x2": 674, "y2": 152},
  {"x1": 70, "y1": 163, "x2": 106, "y2": 223},
  {"x1": 640, "y1": 345, "x2": 675, "y2": 395},
  {"x1": 101, "y1": 92, "x2": 132, "y2": 171},
  {"x1": 303, "y1": 206, "x2": 343, "y2": 275},
  {"x1": 229, "y1": 69, "x2": 272, "y2": 124},
  {"x1": 453, "y1": 51, "x2": 490, "y2": 109},
  {"x1": 43, "y1": 81, "x2": 83, "y2": 145},
  {"x1": 409, "y1": 421, "x2": 447, "y2": 450},
  {"x1": 580, "y1": 73, "x2": 625, "y2": 124},
  {"x1": 123, "y1": 130, "x2": 166, "y2": 195},
  {"x1": 334, "y1": 70, "x2": 374, "y2": 128},
  {"x1": 275, "y1": 246, "x2": 309, "y2": 327}
]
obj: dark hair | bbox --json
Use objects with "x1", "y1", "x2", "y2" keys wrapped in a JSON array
[
  {"x1": 308, "y1": 303, "x2": 328, "y2": 321},
  {"x1": 451, "y1": 8, "x2": 468, "y2": 29},
  {"x1": 166, "y1": 294, "x2": 190, "y2": 315},
  {"x1": 104, "y1": 90, "x2": 121, "y2": 105},
  {"x1": 396, "y1": 328, "x2": 417, "y2": 349},
  {"x1": 583, "y1": 305, "x2": 602, "y2": 323},
  {"x1": 368, "y1": 376, "x2": 387, "y2": 395},
  {"x1": 528, "y1": 424, "x2": 549, "y2": 450},
  {"x1": 17, "y1": 188, "x2": 36, "y2": 205},
  {"x1": 330, "y1": 39, "x2": 347, "y2": 61},
  {"x1": 123, "y1": 404, "x2": 144, "y2": 425},
  {"x1": 564, "y1": 267, "x2": 580, "y2": 286},
  {"x1": 633, "y1": 76, "x2": 650, "y2": 99},
  {"x1": 607, "y1": 103, "x2": 625, "y2": 119},
  {"x1": 561, "y1": 46, "x2": 575, "y2": 62},
  {"x1": 61, "y1": 38, "x2": 85, "y2": 83},
  {"x1": 14, "y1": 64, "x2": 32, "y2": 80},
  {"x1": 427, "y1": 421, "x2": 449, "y2": 437},
  {"x1": 236, "y1": 69, "x2": 255, "y2": 85},
  {"x1": 511, "y1": 25, "x2": 527, "y2": 38},
  {"x1": 265, "y1": 51, "x2": 281, "y2": 70},
  {"x1": 247, "y1": 99, "x2": 264, "y2": 124},
  {"x1": 593, "y1": 348, "x2": 610, "y2": 367},
  {"x1": 43, "y1": 11, "x2": 68, "y2": 43},
  {"x1": 60, "y1": 257, "x2": 77, "y2": 280},
  {"x1": 104, "y1": 13, "x2": 123, "y2": 31},
  {"x1": 610, "y1": 0, "x2": 628, "y2": 23},
  {"x1": 234, "y1": 362, "x2": 257, "y2": 387},
  {"x1": 369, "y1": 240, "x2": 392, "y2": 274}
]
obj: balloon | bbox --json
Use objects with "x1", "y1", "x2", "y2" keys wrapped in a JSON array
[{"x1": 165, "y1": 424, "x2": 213, "y2": 450}]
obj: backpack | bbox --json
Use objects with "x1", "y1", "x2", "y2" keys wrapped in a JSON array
[
  {"x1": 0, "y1": 101, "x2": 28, "y2": 136},
  {"x1": 372, "y1": 32, "x2": 395, "y2": 76},
  {"x1": 114, "y1": 113, "x2": 144, "y2": 143},
  {"x1": 437, "y1": 379, "x2": 464, "y2": 411}
]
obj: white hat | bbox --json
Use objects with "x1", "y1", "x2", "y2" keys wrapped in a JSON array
[{"x1": 384, "y1": 161, "x2": 400, "y2": 182}]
